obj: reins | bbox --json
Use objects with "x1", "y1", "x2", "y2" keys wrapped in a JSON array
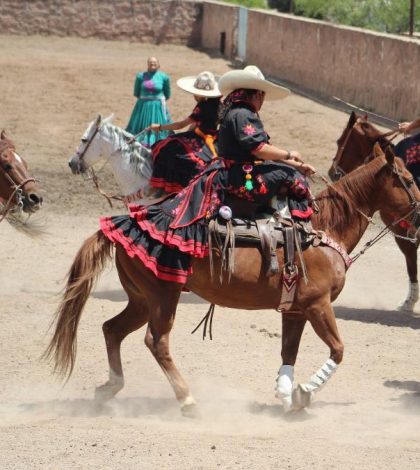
[
  {"x1": 332, "y1": 120, "x2": 401, "y2": 178},
  {"x1": 78, "y1": 126, "x2": 149, "y2": 208},
  {"x1": 314, "y1": 161, "x2": 420, "y2": 263}
]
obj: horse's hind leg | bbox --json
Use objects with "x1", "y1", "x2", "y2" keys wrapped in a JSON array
[
  {"x1": 394, "y1": 237, "x2": 419, "y2": 312},
  {"x1": 95, "y1": 297, "x2": 149, "y2": 402},
  {"x1": 292, "y1": 299, "x2": 344, "y2": 411},
  {"x1": 144, "y1": 285, "x2": 197, "y2": 416}
]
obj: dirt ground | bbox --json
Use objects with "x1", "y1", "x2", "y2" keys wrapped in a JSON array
[{"x1": 0, "y1": 35, "x2": 419, "y2": 470}]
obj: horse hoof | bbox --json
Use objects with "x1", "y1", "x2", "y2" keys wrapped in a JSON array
[
  {"x1": 397, "y1": 302, "x2": 415, "y2": 313},
  {"x1": 94, "y1": 382, "x2": 123, "y2": 403},
  {"x1": 180, "y1": 396, "x2": 199, "y2": 418},
  {"x1": 291, "y1": 385, "x2": 313, "y2": 411}
]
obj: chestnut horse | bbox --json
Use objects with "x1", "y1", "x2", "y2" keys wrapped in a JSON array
[
  {"x1": 44, "y1": 147, "x2": 420, "y2": 415},
  {"x1": 0, "y1": 131, "x2": 43, "y2": 222},
  {"x1": 328, "y1": 112, "x2": 419, "y2": 312}
]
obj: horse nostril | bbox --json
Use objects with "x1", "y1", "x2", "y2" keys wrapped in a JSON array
[{"x1": 28, "y1": 193, "x2": 42, "y2": 205}]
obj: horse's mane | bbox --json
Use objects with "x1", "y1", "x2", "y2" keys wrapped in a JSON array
[
  {"x1": 313, "y1": 155, "x2": 387, "y2": 232},
  {"x1": 101, "y1": 122, "x2": 153, "y2": 179}
]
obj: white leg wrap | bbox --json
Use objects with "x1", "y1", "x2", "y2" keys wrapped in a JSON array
[
  {"x1": 398, "y1": 282, "x2": 418, "y2": 312},
  {"x1": 275, "y1": 365, "x2": 294, "y2": 412},
  {"x1": 300, "y1": 358, "x2": 338, "y2": 394}
]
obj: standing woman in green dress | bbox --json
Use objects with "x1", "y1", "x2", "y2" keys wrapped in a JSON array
[{"x1": 126, "y1": 57, "x2": 173, "y2": 147}]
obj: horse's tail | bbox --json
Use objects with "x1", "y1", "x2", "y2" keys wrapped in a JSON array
[{"x1": 43, "y1": 230, "x2": 113, "y2": 379}]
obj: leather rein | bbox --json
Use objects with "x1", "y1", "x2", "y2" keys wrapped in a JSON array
[
  {"x1": 318, "y1": 126, "x2": 420, "y2": 261},
  {"x1": 75, "y1": 121, "x2": 144, "y2": 208},
  {"x1": 331, "y1": 120, "x2": 400, "y2": 179}
]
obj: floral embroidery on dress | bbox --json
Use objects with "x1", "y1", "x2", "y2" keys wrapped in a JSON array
[
  {"x1": 243, "y1": 123, "x2": 256, "y2": 136},
  {"x1": 143, "y1": 79, "x2": 155, "y2": 91},
  {"x1": 406, "y1": 144, "x2": 420, "y2": 165}
]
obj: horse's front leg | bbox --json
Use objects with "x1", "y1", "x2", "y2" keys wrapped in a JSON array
[
  {"x1": 292, "y1": 299, "x2": 344, "y2": 411},
  {"x1": 394, "y1": 237, "x2": 419, "y2": 312},
  {"x1": 275, "y1": 313, "x2": 307, "y2": 412}
]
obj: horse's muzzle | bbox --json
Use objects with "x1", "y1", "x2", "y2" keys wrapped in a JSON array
[
  {"x1": 68, "y1": 155, "x2": 86, "y2": 175},
  {"x1": 22, "y1": 191, "x2": 43, "y2": 213}
]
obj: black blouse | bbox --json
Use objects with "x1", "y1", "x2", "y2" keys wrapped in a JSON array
[{"x1": 218, "y1": 103, "x2": 268, "y2": 162}]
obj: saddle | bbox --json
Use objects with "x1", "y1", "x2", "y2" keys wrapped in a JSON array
[{"x1": 208, "y1": 197, "x2": 314, "y2": 312}]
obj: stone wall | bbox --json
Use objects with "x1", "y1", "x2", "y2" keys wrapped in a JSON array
[
  {"x1": 0, "y1": 0, "x2": 203, "y2": 46},
  {"x1": 201, "y1": 3, "x2": 419, "y2": 121},
  {"x1": 1, "y1": 0, "x2": 418, "y2": 120}
]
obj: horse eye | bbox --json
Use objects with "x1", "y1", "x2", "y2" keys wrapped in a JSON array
[{"x1": 81, "y1": 138, "x2": 88, "y2": 143}]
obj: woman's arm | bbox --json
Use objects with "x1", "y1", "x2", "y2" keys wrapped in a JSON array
[
  {"x1": 399, "y1": 118, "x2": 420, "y2": 134},
  {"x1": 149, "y1": 117, "x2": 194, "y2": 132},
  {"x1": 133, "y1": 73, "x2": 143, "y2": 98},
  {"x1": 253, "y1": 143, "x2": 316, "y2": 175}
]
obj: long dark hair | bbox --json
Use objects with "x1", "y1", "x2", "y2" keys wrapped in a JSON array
[{"x1": 218, "y1": 88, "x2": 259, "y2": 123}]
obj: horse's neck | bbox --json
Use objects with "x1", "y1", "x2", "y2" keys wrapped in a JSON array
[
  {"x1": 100, "y1": 125, "x2": 149, "y2": 196},
  {"x1": 317, "y1": 173, "x2": 378, "y2": 254}
]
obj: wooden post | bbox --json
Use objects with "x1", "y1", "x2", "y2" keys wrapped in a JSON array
[{"x1": 409, "y1": 0, "x2": 415, "y2": 36}]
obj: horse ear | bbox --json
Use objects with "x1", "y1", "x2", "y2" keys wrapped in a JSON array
[
  {"x1": 103, "y1": 113, "x2": 114, "y2": 124},
  {"x1": 364, "y1": 113, "x2": 368, "y2": 121},
  {"x1": 384, "y1": 145, "x2": 395, "y2": 166},
  {"x1": 0, "y1": 130, "x2": 5, "y2": 140},
  {"x1": 95, "y1": 114, "x2": 102, "y2": 126},
  {"x1": 348, "y1": 111, "x2": 357, "y2": 128}
]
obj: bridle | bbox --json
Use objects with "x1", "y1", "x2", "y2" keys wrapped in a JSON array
[
  {"x1": 317, "y1": 159, "x2": 420, "y2": 262},
  {"x1": 331, "y1": 119, "x2": 400, "y2": 180},
  {"x1": 73, "y1": 120, "x2": 145, "y2": 208},
  {"x1": 0, "y1": 145, "x2": 36, "y2": 223}
]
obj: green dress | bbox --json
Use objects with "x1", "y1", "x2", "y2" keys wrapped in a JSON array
[{"x1": 126, "y1": 70, "x2": 173, "y2": 147}]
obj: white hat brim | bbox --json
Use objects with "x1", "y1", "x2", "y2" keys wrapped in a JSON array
[
  {"x1": 176, "y1": 76, "x2": 222, "y2": 97},
  {"x1": 219, "y1": 70, "x2": 290, "y2": 100}
]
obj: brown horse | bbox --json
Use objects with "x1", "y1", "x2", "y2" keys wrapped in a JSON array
[
  {"x1": 328, "y1": 112, "x2": 419, "y2": 312},
  {"x1": 0, "y1": 131, "x2": 43, "y2": 221},
  {"x1": 44, "y1": 147, "x2": 420, "y2": 415}
]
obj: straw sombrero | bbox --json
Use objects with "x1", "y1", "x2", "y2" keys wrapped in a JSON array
[
  {"x1": 177, "y1": 71, "x2": 221, "y2": 98},
  {"x1": 218, "y1": 65, "x2": 290, "y2": 100}
]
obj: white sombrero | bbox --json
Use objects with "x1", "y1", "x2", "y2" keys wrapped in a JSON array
[
  {"x1": 218, "y1": 65, "x2": 290, "y2": 100},
  {"x1": 177, "y1": 71, "x2": 221, "y2": 97}
]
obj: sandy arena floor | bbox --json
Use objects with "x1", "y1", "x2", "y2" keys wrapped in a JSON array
[{"x1": 0, "y1": 35, "x2": 419, "y2": 470}]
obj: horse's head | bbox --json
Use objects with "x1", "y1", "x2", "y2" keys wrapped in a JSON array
[
  {"x1": 68, "y1": 114, "x2": 114, "y2": 174},
  {"x1": 0, "y1": 131, "x2": 43, "y2": 214},
  {"x1": 328, "y1": 112, "x2": 388, "y2": 181},
  {"x1": 375, "y1": 145, "x2": 420, "y2": 242}
]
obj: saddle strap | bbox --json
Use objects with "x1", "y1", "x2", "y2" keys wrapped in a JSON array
[{"x1": 277, "y1": 227, "x2": 299, "y2": 313}]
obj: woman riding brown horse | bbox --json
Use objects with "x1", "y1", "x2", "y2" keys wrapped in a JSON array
[
  {"x1": 328, "y1": 112, "x2": 420, "y2": 312},
  {"x1": 0, "y1": 131, "x2": 43, "y2": 221},
  {"x1": 44, "y1": 146, "x2": 420, "y2": 414}
]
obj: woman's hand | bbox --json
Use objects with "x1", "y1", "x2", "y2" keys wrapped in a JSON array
[
  {"x1": 399, "y1": 121, "x2": 412, "y2": 134},
  {"x1": 149, "y1": 123, "x2": 162, "y2": 133},
  {"x1": 297, "y1": 162, "x2": 316, "y2": 176},
  {"x1": 288, "y1": 150, "x2": 303, "y2": 163}
]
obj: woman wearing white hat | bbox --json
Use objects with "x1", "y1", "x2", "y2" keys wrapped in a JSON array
[
  {"x1": 146, "y1": 71, "x2": 222, "y2": 193},
  {"x1": 100, "y1": 66, "x2": 317, "y2": 286},
  {"x1": 216, "y1": 65, "x2": 316, "y2": 219}
]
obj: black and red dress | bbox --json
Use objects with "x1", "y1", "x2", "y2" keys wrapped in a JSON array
[
  {"x1": 101, "y1": 91, "x2": 313, "y2": 284},
  {"x1": 394, "y1": 132, "x2": 420, "y2": 188},
  {"x1": 149, "y1": 98, "x2": 220, "y2": 193}
]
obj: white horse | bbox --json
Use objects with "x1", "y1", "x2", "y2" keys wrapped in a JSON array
[{"x1": 68, "y1": 114, "x2": 153, "y2": 206}]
